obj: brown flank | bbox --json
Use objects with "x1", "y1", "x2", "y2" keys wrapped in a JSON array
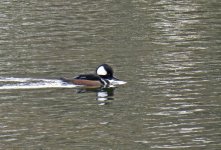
[{"x1": 71, "y1": 79, "x2": 102, "y2": 86}]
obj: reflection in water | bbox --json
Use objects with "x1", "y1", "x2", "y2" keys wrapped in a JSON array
[
  {"x1": 139, "y1": 0, "x2": 218, "y2": 102},
  {"x1": 77, "y1": 87, "x2": 115, "y2": 105},
  {"x1": 97, "y1": 88, "x2": 114, "y2": 105},
  {"x1": 151, "y1": 0, "x2": 203, "y2": 45}
]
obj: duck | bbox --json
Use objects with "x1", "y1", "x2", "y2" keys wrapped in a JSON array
[{"x1": 60, "y1": 64, "x2": 119, "y2": 87}]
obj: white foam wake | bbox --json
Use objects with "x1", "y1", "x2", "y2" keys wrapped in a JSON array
[{"x1": 0, "y1": 77, "x2": 77, "y2": 90}]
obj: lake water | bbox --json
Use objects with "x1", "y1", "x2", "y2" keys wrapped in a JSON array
[{"x1": 0, "y1": 0, "x2": 221, "y2": 149}]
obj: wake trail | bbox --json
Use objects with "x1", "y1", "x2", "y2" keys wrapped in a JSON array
[{"x1": 0, "y1": 77, "x2": 77, "y2": 90}]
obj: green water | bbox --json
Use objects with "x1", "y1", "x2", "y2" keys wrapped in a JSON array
[{"x1": 0, "y1": 0, "x2": 220, "y2": 149}]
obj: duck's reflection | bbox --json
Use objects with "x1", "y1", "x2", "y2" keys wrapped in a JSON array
[{"x1": 76, "y1": 87, "x2": 115, "y2": 105}]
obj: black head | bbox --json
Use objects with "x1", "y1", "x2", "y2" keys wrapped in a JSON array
[{"x1": 96, "y1": 64, "x2": 114, "y2": 79}]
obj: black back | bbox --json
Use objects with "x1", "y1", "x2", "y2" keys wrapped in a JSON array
[{"x1": 74, "y1": 74, "x2": 101, "y2": 80}]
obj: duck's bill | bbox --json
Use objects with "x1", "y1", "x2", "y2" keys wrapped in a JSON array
[{"x1": 109, "y1": 77, "x2": 127, "y2": 85}]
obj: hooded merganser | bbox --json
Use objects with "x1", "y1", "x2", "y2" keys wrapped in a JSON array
[{"x1": 60, "y1": 64, "x2": 119, "y2": 87}]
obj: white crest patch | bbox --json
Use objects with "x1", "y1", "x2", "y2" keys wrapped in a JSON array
[{"x1": 97, "y1": 66, "x2": 107, "y2": 75}]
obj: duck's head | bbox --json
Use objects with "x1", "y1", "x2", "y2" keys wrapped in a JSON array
[{"x1": 96, "y1": 64, "x2": 116, "y2": 79}]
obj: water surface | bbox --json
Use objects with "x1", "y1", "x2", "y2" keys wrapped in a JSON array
[{"x1": 0, "y1": 0, "x2": 221, "y2": 149}]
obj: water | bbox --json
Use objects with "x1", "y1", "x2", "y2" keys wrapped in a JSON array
[{"x1": 0, "y1": 0, "x2": 221, "y2": 149}]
